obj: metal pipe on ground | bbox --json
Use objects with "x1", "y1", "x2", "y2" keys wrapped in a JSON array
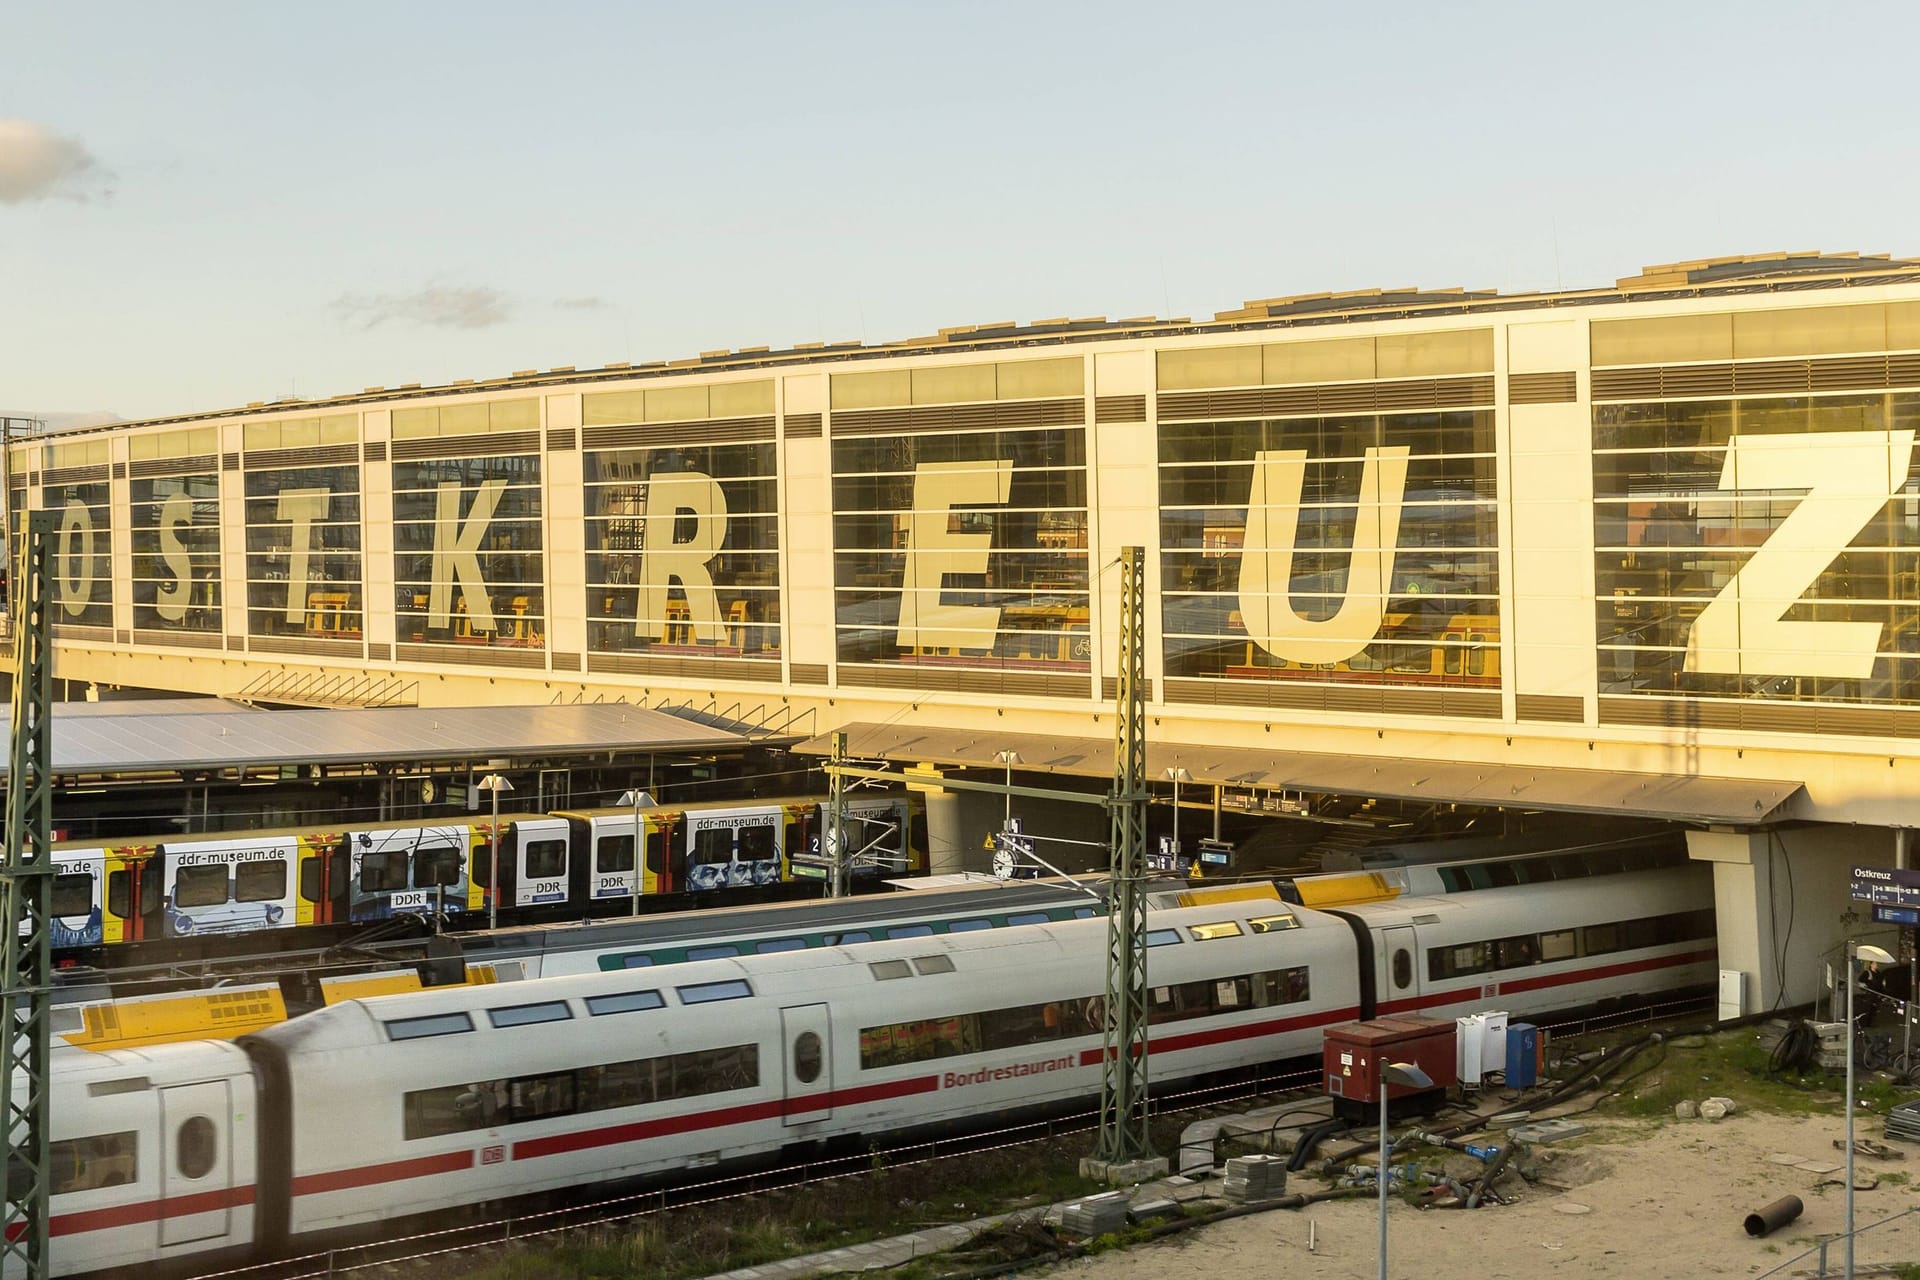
[{"x1": 1743, "y1": 1195, "x2": 1803, "y2": 1238}]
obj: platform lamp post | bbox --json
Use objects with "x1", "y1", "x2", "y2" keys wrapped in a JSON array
[
  {"x1": 994, "y1": 749, "x2": 1021, "y2": 834},
  {"x1": 478, "y1": 774, "x2": 513, "y2": 930},
  {"x1": 1163, "y1": 766, "x2": 1190, "y2": 867},
  {"x1": 1847, "y1": 940, "x2": 1896, "y2": 1279},
  {"x1": 616, "y1": 788, "x2": 655, "y2": 916},
  {"x1": 1379, "y1": 1061, "x2": 1433, "y2": 1280}
]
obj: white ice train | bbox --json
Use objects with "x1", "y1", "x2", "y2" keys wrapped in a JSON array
[{"x1": 35, "y1": 854, "x2": 1715, "y2": 1278}]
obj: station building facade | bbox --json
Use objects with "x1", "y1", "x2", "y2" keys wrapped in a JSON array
[{"x1": 15, "y1": 251, "x2": 1920, "y2": 1014}]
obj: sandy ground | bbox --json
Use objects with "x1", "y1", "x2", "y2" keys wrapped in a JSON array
[{"x1": 1042, "y1": 1110, "x2": 1920, "y2": 1279}]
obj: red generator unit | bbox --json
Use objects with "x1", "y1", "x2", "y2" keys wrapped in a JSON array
[{"x1": 1323, "y1": 1015, "x2": 1457, "y2": 1123}]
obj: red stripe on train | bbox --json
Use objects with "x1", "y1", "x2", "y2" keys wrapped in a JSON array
[
  {"x1": 511, "y1": 1074, "x2": 937, "y2": 1161},
  {"x1": 292, "y1": 1149, "x2": 475, "y2": 1196},
  {"x1": 1075, "y1": 1005, "x2": 1365, "y2": 1067},
  {"x1": 1375, "y1": 948, "x2": 1716, "y2": 1016},
  {"x1": 5, "y1": 1184, "x2": 258, "y2": 1241}
]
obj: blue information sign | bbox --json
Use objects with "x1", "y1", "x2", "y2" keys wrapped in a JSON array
[
  {"x1": 1874, "y1": 905, "x2": 1920, "y2": 928},
  {"x1": 1851, "y1": 865, "x2": 1920, "y2": 907}
]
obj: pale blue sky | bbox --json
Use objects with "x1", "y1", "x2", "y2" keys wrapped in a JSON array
[{"x1": 6, "y1": 0, "x2": 1920, "y2": 422}]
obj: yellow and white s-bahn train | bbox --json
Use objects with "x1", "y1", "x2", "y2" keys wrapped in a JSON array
[
  {"x1": 39, "y1": 793, "x2": 921, "y2": 963},
  {"x1": 30, "y1": 855, "x2": 1715, "y2": 1278}
]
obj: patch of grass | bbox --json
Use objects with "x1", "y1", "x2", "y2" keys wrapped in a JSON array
[{"x1": 1581, "y1": 1025, "x2": 1842, "y2": 1120}]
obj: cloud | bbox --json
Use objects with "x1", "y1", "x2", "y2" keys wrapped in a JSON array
[
  {"x1": 0, "y1": 119, "x2": 109, "y2": 204},
  {"x1": 332, "y1": 285, "x2": 512, "y2": 331},
  {"x1": 554, "y1": 296, "x2": 612, "y2": 311}
]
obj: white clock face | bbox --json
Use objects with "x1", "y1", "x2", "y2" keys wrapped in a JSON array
[{"x1": 992, "y1": 848, "x2": 1016, "y2": 880}]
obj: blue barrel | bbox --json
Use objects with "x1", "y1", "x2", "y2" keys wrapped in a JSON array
[{"x1": 1506, "y1": 1023, "x2": 1539, "y2": 1088}]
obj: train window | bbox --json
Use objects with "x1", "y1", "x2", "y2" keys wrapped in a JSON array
[
  {"x1": 1495, "y1": 936, "x2": 1539, "y2": 969},
  {"x1": 947, "y1": 918, "x2": 992, "y2": 932},
  {"x1": 1190, "y1": 921, "x2": 1243, "y2": 941},
  {"x1": 525, "y1": 840, "x2": 567, "y2": 880},
  {"x1": 175, "y1": 1116, "x2": 217, "y2": 1180},
  {"x1": 912, "y1": 955, "x2": 955, "y2": 975},
  {"x1": 416, "y1": 846, "x2": 462, "y2": 888},
  {"x1": 676, "y1": 979, "x2": 753, "y2": 1005},
  {"x1": 175, "y1": 865, "x2": 229, "y2": 909},
  {"x1": 792, "y1": 1031, "x2": 823, "y2": 1083},
  {"x1": 50, "y1": 1131, "x2": 136, "y2": 1194},
  {"x1": 384, "y1": 1012, "x2": 474, "y2": 1041},
  {"x1": 1249, "y1": 914, "x2": 1300, "y2": 933},
  {"x1": 738, "y1": 824, "x2": 778, "y2": 860},
  {"x1": 644, "y1": 830, "x2": 668, "y2": 875},
  {"x1": 1439, "y1": 868, "x2": 1469, "y2": 892},
  {"x1": 595, "y1": 834, "x2": 636, "y2": 874},
  {"x1": 1540, "y1": 929, "x2": 1578, "y2": 962},
  {"x1": 1582, "y1": 923, "x2": 1621, "y2": 956},
  {"x1": 1430, "y1": 943, "x2": 1492, "y2": 980},
  {"x1": 868, "y1": 960, "x2": 911, "y2": 980},
  {"x1": 509, "y1": 1071, "x2": 577, "y2": 1120},
  {"x1": 1007, "y1": 912, "x2": 1049, "y2": 926},
  {"x1": 51, "y1": 874, "x2": 92, "y2": 918},
  {"x1": 755, "y1": 938, "x2": 806, "y2": 954},
  {"x1": 488, "y1": 1001, "x2": 573, "y2": 1028},
  {"x1": 107, "y1": 870, "x2": 130, "y2": 919},
  {"x1": 329, "y1": 853, "x2": 351, "y2": 898},
  {"x1": 361, "y1": 850, "x2": 407, "y2": 892},
  {"x1": 619, "y1": 954, "x2": 655, "y2": 968},
  {"x1": 839, "y1": 931, "x2": 872, "y2": 944},
  {"x1": 236, "y1": 858, "x2": 288, "y2": 903},
  {"x1": 1074, "y1": 907, "x2": 1096, "y2": 919},
  {"x1": 691, "y1": 829, "x2": 733, "y2": 866},
  {"x1": 585, "y1": 990, "x2": 665, "y2": 1015},
  {"x1": 1145, "y1": 929, "x2": 1182, "y2": 947},
  {"x1": 687, "y1": 945, "x2": 740, "y2": 961},
  {"x1": 1392, "y1": 948, "x2": 1413, "y2": 988},
  {"x1": 886, "y1": 924, "x2": 934, "y2": 939},
  {"x1": 299, "y1": 857, "x2": 321, "y2": 904}
]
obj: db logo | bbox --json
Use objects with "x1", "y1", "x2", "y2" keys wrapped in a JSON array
[{"x1": 481, "y1": 1145, "x2": 505, "y2": 1165}]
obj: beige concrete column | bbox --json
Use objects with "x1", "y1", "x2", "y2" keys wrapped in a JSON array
[
  {"x1": 1690, "y1": 825, "x2": 1895, "y2": 1016},
  {"x1": 923, "y1": 790, "x2": 969, "y2": 875}
]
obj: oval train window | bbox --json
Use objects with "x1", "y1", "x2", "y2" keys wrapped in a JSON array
[
  {"x1": 1392, "y1": 949, "x2": 1413, "y2": 990},
  {"x1": 176, "y1": 1116, "x2": 217, "y2": 1180},
  {"x1": 793, "y1": 1031, "x2": 823, "y2": 1083}
]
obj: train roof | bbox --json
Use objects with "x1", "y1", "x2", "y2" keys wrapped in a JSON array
[
  {"x1": 249, "y1": 897, "x2": 1333, "y2": 1054},
  {"x1": 435, "y1": 874, "x2": 1114, "y2": 956}
]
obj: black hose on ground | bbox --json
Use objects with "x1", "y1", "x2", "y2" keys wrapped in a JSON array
[
  {"x1": 1768, "y1": 1020, "x2": 1818, "y2": 1075},
  {"x1": 1285, "y1": 1117, "x2": 1350, "y2": 1172}
]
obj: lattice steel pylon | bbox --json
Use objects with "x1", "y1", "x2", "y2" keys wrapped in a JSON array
[
  {"x1": 2, "y1": 509, "x2": 55, "y2": 1280},
  {"x1": 1089, "y1": 545, "x2": 1156, "y2": 1169},
  {"x1": 826, "y1": 730, "x2": 850, "y2": 898}
]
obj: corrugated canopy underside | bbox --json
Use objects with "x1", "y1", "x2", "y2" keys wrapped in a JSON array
[
  {"x1": 797, "y1": 723, "x2": 1803, "y2": 826},
  {"x1": 3, "y1": 703, "x2": 755, "y2": 775}
]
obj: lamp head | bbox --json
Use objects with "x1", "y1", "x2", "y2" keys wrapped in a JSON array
[{"x1": 1382, "y1": 1061, "x2": 1433, "y2": 1090}]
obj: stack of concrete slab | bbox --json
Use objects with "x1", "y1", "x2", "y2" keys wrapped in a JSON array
[
  {"x1": 1222, "y1": 1154, "x2": 1288, "y2": 1201},
  {"x1": 1060, "y1": 1191, "x2": 1132, "y2": 1237},
  {"x1": 1885, "y1": 1099, "x2": 1920, "y2": 1144}
]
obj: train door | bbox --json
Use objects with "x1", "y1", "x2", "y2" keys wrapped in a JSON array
[
  {"x1": 297, "y1": 835, "x2": 350, "y2": 926},
  {"x1": 1380, "y1": 924, "x2": 1420, "y2": 1013},
  {"x1": 158, "y1": 1081, "x2": 233, "y2": 1247},
  {"x1": 513, "y1": 817, "x2": 571, "y2": 907},
  {"x1": 585, "y1": 813, "x2": 640, "y2": 905},
  {"x1": 779, "y1": 1004, "x2": 832, "y2": 1125}
]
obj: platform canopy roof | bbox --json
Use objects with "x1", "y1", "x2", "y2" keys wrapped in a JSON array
[
  {"x1": 0, "y1": 701, "x2": 766, "y2": 776},
  {"x1": 797, "y1": 722, "x2": 1805, "y2": 827}
]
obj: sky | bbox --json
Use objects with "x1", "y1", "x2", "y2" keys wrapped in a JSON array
[{"x1": 6, "y1": 0, "x2": 1920, "y2": 424}]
